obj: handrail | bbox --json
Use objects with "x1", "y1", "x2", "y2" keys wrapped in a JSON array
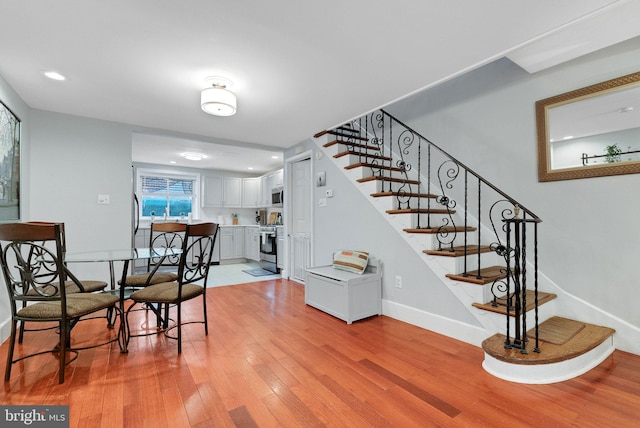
[{"x1": 380, "y1": 109, "x2": 542, "y2": 223}]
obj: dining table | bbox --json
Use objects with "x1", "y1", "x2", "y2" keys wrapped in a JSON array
[{"x1": 65, "y1": 247, "x2": 182, "y2": 353}]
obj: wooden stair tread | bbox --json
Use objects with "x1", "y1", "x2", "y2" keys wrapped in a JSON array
[
  {"x1": 324, "y1": 140, "x2": 379, "y2": 151},
  {"x1": 387, "y1": 208, "x2": 451, "y2": 215},
  {"x1": 482, "y1": 316, "x2": 615, "y2": 365},
  {"x1": 424, "y1": 245, "x2": 491, "y2": 257},
  {"x1": 372, "y1": 191, "x2": 437, "y2": 199},
  {"x1": 472, "y1": 290, "x2": 557, "y2": 315},
  {"x1": 357, "y1": 176, "x2": 420, "y2": 185},
  {"x1": 404, "y1": 226, "x2": 476, "y2": 233},
  {"x1": 335, "y1": 151, "x2": 391, "y2": 161},
  {"x1": 345, "y1": 162, "x2": 404, "y2": 172},
  {"x1": 325, "y1": 131, "x2": 368, "y2": 141},
  {"x1": 446, "y1": 265, "x2": 506, "y2": 285}
]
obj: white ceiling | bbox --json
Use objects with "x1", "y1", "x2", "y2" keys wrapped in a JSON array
[{"x1": 2, "y1": 0, "x2": 639, "y2": 173}]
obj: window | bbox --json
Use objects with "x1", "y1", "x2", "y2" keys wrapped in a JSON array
[{"x1": 137, "y1": 169, "x2": 199, "y2": 219}]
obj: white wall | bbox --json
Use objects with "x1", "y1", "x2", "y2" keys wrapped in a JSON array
[{"x1": 29, "y1": 110, "x2": 133, "y2": 283}]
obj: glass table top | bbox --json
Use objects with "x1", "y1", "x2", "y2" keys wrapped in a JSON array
[{"x1": 65, "y1": 247, "x2": 182, "y2": 263}]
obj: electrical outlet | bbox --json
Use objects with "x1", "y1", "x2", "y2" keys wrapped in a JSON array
[{"x1": 395, "y1": 275, "x2": 402, "y2": 288}]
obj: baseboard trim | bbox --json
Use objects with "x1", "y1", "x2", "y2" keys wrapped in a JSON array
[{"x1": 382, "y1": 299, "x2": 488, "y2": 347}]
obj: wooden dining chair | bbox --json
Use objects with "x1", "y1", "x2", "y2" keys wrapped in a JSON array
[
  {"x1": 120, "y1": 222, "x2": 187, "y2": 288},
  {"x1": 125, "y1": 222, "x2": 218, "y2": 353},
  {"x1": 0, "y1": 222, "x2": 120, "y2": 384}
]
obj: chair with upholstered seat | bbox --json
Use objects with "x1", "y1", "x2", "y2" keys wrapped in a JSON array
[
  {"x1": 0, "y1": 222, "x2": 120, "y2": 384},
  {"x1": 121, "y1": 222, "x2": 187, "y2": 288},
  {"x1": 27, "y1": 221, "x2": 108, "y2": 293},
  {"x1": 126, "y1": 222, "x2": 218, "y2": 353},
  {"x1": 22, "y1": 221, "x2": 109, "y2": 341}
]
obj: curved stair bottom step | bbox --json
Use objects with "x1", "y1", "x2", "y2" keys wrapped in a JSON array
[{"x1": 482, "y1": 335, "x2": 615, "y2": 384}]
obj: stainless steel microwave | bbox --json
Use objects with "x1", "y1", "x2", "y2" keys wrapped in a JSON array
[{"x1": 271, "y1": 186, "x2": 283, "y2": 206}]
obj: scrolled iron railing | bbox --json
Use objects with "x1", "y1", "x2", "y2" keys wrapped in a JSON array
[{"x1": 324, "y1": 109, "x2": 542, "y2": 354}]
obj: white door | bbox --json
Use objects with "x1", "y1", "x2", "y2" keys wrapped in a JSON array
[{"x1": 290, "y1": 158, "x2": 311, "y2": 282}]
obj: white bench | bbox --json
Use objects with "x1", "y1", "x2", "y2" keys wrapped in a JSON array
[{"x1": 305, "y1": 257, "x2": 381, "y2": 324}]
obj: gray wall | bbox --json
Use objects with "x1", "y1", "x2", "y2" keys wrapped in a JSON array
[
  {"x1": 29, "y1": 110, "x2": 133, "y2": 282},
  {"x1": 385, "y1": 37, "x2": 640, "y2": 330},
  {"x1": 286, "y1": 140, "x2": 480, "y2": 326}
]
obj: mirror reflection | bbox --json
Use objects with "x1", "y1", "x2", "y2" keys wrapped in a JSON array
[{"x1": 536, "y1": 71, "x2": 640, "y2": 182}]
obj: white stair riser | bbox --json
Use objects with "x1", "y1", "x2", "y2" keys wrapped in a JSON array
[
  {"x1": 424, "y1": 251, "x2": 498, "y2": 274},
  {"x1": 407, "y1": 231, "x2": 480, "y2": 251},
  {"x1": 388, "y1": 212, "x2": 453, "y2": 229}
]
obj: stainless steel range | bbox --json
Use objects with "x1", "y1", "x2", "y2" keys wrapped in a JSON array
[{"x1": 259, "y1": 225, "x2": 279, "y2": 273}]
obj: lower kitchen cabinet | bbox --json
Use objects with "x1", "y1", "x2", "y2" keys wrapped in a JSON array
[
  {"x1": 276, "y1": 226, "x2": 284, "y2": 269},
  {"x1": 245, "y1": 226, "x2": 260, "y2": 261},
  {"x1": 220, "y1": 227, "x2": 245, "y2": 261}
]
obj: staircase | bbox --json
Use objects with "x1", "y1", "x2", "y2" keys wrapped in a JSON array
[{"x1": 314, "y1": 110, "x2": 615, "y2": 384}]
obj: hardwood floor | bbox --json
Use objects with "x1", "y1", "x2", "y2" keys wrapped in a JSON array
[{"x1": 1, "y1": 279, "x2": 639, "y2": 427}]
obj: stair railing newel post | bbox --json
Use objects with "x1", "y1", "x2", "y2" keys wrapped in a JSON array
[
  {"x1": 476, "y1": 180, "x2": 481, "y2": 279},
  {"x1": 426, "y1": 144, "x2": 432, "y2": 229},
  {"x1": 521, "y1": 214, "x2": 528, "y2": 354},
  {"x1": 504, "y1": 219, "x2": 513, "y2": 349},
  {"x1": 462, "y1": 171, "x2": 468, "y2": 277},
  {"x1": 533, "y1": 220, "x2": 540, "y2": 353}
]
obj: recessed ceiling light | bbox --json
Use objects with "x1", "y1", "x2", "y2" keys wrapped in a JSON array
[
  {"x1": 563, "y1": 136, "x2": 574, "y2": 140},
  {"x1": 43, "y1": 71, "x2": 66, "y2": 81},
  {"x1": 248, "y1": 167, "x2": 254, "y2": 170},
  {"x1": 169, "y1": 160, "x2": 177, "y2": 164},
  {"x1": 182, "y1": 152, "x2": 205, "y2": 161},
  {"x1": 271, "y1": 155, "x2": 278, "y2": 159}
]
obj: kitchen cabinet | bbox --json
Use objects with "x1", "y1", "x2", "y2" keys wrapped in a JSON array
[
  {"x1": 260, "y1": 174, "x2": 272, "y2": 207},
  {"x1": 245, "y1": 226, "x2": 260, "y2": 261},
  {"x1": 242, "y1": 177, "x2": 260, "y2": 208},
  {"x1": 276, "y1": 226, "x2": 285, "y2": 269},
  {"x1": 220, "y1": 227, "x2": 245, "y2": 261},
  {"x1": 202, "y1": 175, "x2": 242, "y2": 208},
  {"x1": 272, "y1": 169, "x2": 284, "y2": 187}
]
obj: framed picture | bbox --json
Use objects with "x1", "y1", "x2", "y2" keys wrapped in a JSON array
[{"x1": 0, "y1": 99, "x2": 20, "y2": 221}]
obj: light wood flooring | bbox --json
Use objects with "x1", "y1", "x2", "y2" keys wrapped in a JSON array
[{"x1": 1, "y1": 279, "x2": 639, "y2": 427}]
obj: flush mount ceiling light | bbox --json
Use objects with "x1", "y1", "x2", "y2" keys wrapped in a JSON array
[
  {"x1": 182, "y1": 152, "x2": 205, "y2": 161},
  {"x1": 43, "y1": 71, "x2": 66, "y2": 81},
  {"x1": 201, "y1": 76, "x2": 237, "y2": 116}
]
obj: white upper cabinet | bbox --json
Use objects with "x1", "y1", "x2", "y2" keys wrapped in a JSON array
[
  {"x1": 202, "y1": 176, "x2": 223, "y2": 207},
  {"x1": 242, "y1": 177, "x2": 260, "y2": 208},
  {"x1": 273, "y1": 169, "x2": 284, "y2": 187},
  {"x1": 260, "y1": 174, "x2": 272, "y2": 207},
  {"x1": 223, "y1": 177, "x2": 242, "y2": 207},
  {"x1": 202, "y1": 175, "x2": 242, "y2": 208}
]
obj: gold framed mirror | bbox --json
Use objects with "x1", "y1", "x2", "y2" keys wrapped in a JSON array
[{"x1": 536, "y1": 71, "x2": 640, "y2": 182}]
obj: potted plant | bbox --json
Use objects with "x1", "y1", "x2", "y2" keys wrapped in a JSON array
[{"x1": 604, "y1": 144, "x2": 622, "y2": 163}]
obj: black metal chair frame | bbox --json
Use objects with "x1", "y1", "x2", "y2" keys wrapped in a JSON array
[
  {"x1": 0, "y1": 223, "x2": 121, "y2": 384},
  {"x1": 124, "y1": 222, "x2": 218, "y2": 353}
]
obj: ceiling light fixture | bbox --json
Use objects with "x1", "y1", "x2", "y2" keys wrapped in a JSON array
[
  {"x1": 43, "y1": 71, "x2": 66, "y2": 81},
  {"x1": 201, "y1": 76, "x2": 237, "y2": 116},
  {"x1": 182, "y1": 152, "x2": 205, "y2": 161}
]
